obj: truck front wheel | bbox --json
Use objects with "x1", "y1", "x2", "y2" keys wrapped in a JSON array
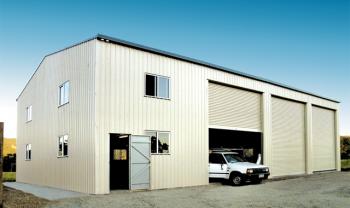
[{"x1": 230, "y1": 173, "x2": 244, "y2": 186}]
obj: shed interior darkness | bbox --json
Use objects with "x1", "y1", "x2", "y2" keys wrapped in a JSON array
[{"x1": 209, "y1": 129, "x2": 262, "y2": 163}]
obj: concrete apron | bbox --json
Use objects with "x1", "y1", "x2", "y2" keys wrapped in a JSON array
[{"x1": 3, "y1": 182, "x2": 86, "y2": 200}]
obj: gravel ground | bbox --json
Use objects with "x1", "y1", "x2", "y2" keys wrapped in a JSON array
[
  {"x1": 43, "y1": 171, "x2": 350, "y2": 208},
  {"x1": 3, "y1": 186, "x2": 48, "y2": 208}
]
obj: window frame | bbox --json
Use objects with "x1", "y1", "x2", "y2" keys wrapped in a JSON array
[
  {"x1": 144, "y1": 73, "x2": 170, "y2": 100},
  {"x1": 57, "y1": 134, "x2": 69, "y2": 158},
  {"x1": 26, "y1": 105, "x2": 32, "y2": 122},
  {"x1": 145, "y1": 130, "x2": 171, "y2": 155},
  {"x1": 209, "y1": 153, "x2": 226, "y2": 164},
  {"x1": 58, "y1": 81, "x2": 70, "y2": 107},
  {"x1": 25, "y1": 144, "x2": 31, "y2": 161}
]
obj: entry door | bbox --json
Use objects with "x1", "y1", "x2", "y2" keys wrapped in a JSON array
[
  {"x1": 130, "y1": 135, "x2": 151, "y2": 190},
  {"x1": 110, "y1": 134, "x2": 129, "y2": 190}
]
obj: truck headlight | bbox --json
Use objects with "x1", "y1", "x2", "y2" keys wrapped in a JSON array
[
  {"x1": 265, "y1": 168, "x2": 269, "y2": 172},
  {"x1": 246, "y1": 169, "x2": 254, "y2": 174}
]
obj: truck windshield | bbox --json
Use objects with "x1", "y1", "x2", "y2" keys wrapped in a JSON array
[{"x1": 224, "y1": 154, "x2": 246, "y2": 163}]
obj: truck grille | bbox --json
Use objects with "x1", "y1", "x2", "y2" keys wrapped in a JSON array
[{"x1": 253, "y1": 168, "x2": 268, "y2": 173}]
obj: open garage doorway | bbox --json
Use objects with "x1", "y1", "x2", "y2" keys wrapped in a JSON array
[{"x1": 209, "y1": 128, "x2": 262, "y2": 163}]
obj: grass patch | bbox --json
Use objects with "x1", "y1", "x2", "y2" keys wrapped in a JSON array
[
  {"x1": 3, "y1": 172, "x2": 16, "y2": 182},
  {"x1": 341, "y1": 159, "x2": 350, "y2": 170}
]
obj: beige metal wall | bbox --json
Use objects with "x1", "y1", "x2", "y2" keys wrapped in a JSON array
[
  {"x1": 208, "y1": 83, "x2": 262, "y2": 131},
  {"x1": 271, "y1": 97, "x2": 306, "y2": 176},
  {"x1": 94, "y1": 41, "x2": 209, "y2": 193},
  {"x1": 312, "y1": 106, "x2": 336, "y2": 171},
  {"x1": 16, "y1": 40, "x2": 96, "y2": 193},
  {"x1": 95, "y1": 40, "x2": 339, "y2": 193},
  {"x1": 17, "y1": 38, "x2": 340, "y2": 194}
]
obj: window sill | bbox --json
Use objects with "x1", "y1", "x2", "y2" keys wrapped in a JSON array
[
  {"x1": 57, "y1": 156, "x2": 69, "y2": 158},
  {"x1": 151, "y1": 153, "x2": 171, "y2": 155},
  {"x1": 26, "y1": 120, "x2": 32, "y2": 123},
  {"x1": 58, "y1": 102, "x2": 69, "y2": 108},
  {"x1": 25, "y1": 159, "x2": 31, "y2": 161},
  {"x1": 144, "y1": 95, "x2": 171, "y2": 100}
]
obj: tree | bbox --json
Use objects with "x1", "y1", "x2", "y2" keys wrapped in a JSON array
[{"x1": 341, "y1": 136, "x2": 350, "y2": 159}]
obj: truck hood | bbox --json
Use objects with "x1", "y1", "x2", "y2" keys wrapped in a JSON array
[{"x1": 228, "y1": 162, "x2": 268, "y2": 171}]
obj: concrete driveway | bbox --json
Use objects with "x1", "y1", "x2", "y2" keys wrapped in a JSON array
[{"x1": 45, "y1": 171, "x2": 350, "y2": 208}]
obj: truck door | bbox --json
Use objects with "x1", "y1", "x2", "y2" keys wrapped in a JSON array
[{"x1": 209, "y1": 153, "x2": 229, "y2": 179}]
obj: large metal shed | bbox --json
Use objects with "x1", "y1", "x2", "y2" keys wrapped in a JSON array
[{"x1": 17, "y1": 34, "x2": 340, "y2": 194}]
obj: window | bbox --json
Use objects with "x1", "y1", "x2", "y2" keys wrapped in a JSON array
[
  {"x1": 157, "y1": 76, "x2": 170, "y2": 98},
  {"x1": 26, "y1": 105, "x2": 32, "y2": 122},
  {"x1": 223, "y1": 154, "x2": 246, "y2": 163},
  {"x1": 145, "y1": 74, "x2": 156, "y2": 96},
  {"x1": 25, "y1": 144, "x2": 31, "y2": 160},
  {"x1": 58, "y1": 135, "x2": 68, "y2": 157},
  {"x1": 147, "y1": 131, "x2": 157, "y2": 154},
  {"x1": 145, "y1": 74, "x2": 170, "y2": 99},
  {"x1": 59, "y1": 81, "x2": 69, "y2": 106},
  {"x1": 145, "y1": 131, "x2": 170, "y2": 154},
  {"x1": 209, "y1": 154, "x2": 226, "y2": 164}
]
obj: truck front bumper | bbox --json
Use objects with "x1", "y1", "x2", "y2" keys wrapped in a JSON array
[{"x1": 245, "y1": 172, "x2": 270, "y2": 181}]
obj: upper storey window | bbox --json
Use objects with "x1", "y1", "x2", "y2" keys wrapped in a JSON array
[
  {"x1": 26, "y1": 105, "x2": 32, "y2": 122},
  {"x1": 145, "y1": 74, "x2": 170, "y2": 99},
  {"x1": 59, "y1": 81, "x2": 70, "y2": 106}
]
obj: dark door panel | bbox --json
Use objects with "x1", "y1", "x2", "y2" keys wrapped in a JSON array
[{"x1": 110, "y1": 134, "x2": 129, "y2": 190}]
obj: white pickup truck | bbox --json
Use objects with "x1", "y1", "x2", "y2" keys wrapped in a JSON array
[{"x1": 209, "y1": 150, "x2": 270, "y2": 185}]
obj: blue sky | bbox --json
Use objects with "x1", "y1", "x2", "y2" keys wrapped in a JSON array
[{"x1": 0, "y1": 0, "x2": 349, "y2": 137}]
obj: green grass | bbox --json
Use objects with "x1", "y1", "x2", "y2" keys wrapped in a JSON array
[
  {"x1": 341, "y1": 159, "x2": 350, "y2": 170},
  {"x1": 3, "y1": 172, "x2": 16, "y2": 182}
]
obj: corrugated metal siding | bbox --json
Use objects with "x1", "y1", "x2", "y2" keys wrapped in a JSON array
[
  {"x1": 208, "y1": 83, "x2": 261, "y2": 131},
  {"x1": 312, "y1": 106, "x2": 336, "y2": 171},
  {"x1": 95, "y1": 40, "x2": 339, "y2": 193},
  {"x1": 94, "y1": 42, "x2": 209, "y2": 193},
  {"x1": 271, "y1": 97, "x2": 306, "y2": 176},
  {"x1": 18, "y1": 38, "x2": 340, "y2": 194},
  {"x1": 16, "y1": 40, "x2": 96, "y2": 194}
]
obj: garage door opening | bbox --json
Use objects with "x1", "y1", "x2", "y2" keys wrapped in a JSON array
[{"x1": 209, "y1": 128, "x2": 262, "y2": 163}]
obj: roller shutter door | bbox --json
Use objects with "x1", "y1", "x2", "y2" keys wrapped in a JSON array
[
  {"x1": 271, "y1": 97, "x2": 306, "y2": 176},
  {"x1": 208, "y1": 83, "x2": 262, "y2": 131},
  {"x1": 312, "y1": 106, "x2": 336, "y2": 171}
]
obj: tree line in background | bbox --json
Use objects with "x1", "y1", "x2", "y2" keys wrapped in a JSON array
[
  {"x1": 341, "y1": 136, "x2": 350, "y2": 159},
  {"x1": 3, "y1": 154, "x2": 16, "y2": 172}
]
